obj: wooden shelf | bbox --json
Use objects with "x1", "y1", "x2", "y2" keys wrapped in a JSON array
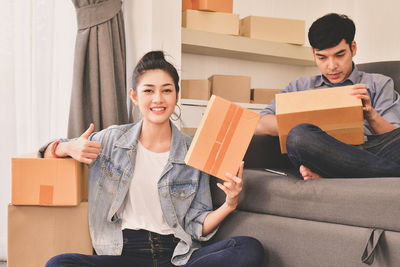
[{"x1": 181, "y1": 28, "x2": 315, "y2": 66}]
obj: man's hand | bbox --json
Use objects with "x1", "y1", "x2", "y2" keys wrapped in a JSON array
[
  {"x1": 350, "y1": 84, "x2": 377, "y2": 120},
  {"x1": 67, "y1": 124, "x2": 101, "y2": 164},
  {"x1": 217, "y1": 162, "x2": 244, "y2": 211}
]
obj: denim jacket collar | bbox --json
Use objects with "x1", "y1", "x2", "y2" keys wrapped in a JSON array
[{"x1": 114, "y1": 120, "x2": 187, "y2": 164}]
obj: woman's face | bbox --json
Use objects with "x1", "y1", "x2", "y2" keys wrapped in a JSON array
[{"x1": 129, "y1": 69, "x2": 178, "y2": 127}]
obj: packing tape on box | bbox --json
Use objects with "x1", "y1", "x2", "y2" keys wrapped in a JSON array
[
  {"x1": 203, "y1": 103, "x2": 243, "y2": 176},
  {"x1": 39, "y1": 185, "x2": 54, "y2": 205}
]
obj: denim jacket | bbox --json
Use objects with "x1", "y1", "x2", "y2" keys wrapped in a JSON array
[{"x1": 41, "y1": 121, "x2": 217, "y2": 266}]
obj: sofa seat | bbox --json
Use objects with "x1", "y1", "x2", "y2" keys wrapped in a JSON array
[
  {"x1": 210, "y1": 210, "x2": 400, "y2": 267},
  {"x1": 211, "y1": 170, "x2": 400, "y2": 232}
]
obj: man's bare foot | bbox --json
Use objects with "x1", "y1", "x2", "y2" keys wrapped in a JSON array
[{"x1": 300, "y1": 165, "x2": 322, "y2": 181}]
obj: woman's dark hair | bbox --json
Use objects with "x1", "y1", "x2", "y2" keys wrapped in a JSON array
[
  {"x1": 132, "y1": 50, "x2": 180, "y2": 93},
  {"x1": 308, "y1": 13, "x2": 356, "y2": 50}
]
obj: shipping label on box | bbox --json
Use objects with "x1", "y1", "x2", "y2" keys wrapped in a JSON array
[
  {"x1": 251, "y1": 88, "x2": 282, "y2": 104},
  {"x1": 276, "y1": 85, "x2": 364, "y2": 153},
  {"x1": 181, "y1": 79, "x2": 211, "y2": 100},
  {"x1": 182, "y1": 9, "x2": 239, "y2": 35},
  {"x1": 209, "y1": 74, "x2": 251, "y2": 103},
  {"x1": 8, "y1": 202, "x2": 92, "y2": 267},
  {"x1": 240, "y1": 16, "x2": 305, "y2": 45},
  {"x1": 12, "y1": 156, "x2": 88, "y2": 206},
  {"x1": 185, "y1": 95, "x2": 260, "y2": 181}
]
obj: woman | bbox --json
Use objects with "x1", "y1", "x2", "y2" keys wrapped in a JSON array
[{"x1": 43, "y1": 51, "x2": 264, "y2": 266}]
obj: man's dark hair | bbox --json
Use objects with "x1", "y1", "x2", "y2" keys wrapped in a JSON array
[{"x1": 308, "y1": 13, "x2": 356, "y2": 50}]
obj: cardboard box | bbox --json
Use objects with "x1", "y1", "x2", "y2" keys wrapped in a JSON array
[
  {"x1": 8, "y1": 202, "x2": 92, "y2": 267},
  {"x1": 185, "y1": 95, "x2": 260, "y2": 181},
  {"x1": 12, "y1": 156, "x2": 88, "y2": 206},
  {"x1": 251, "y1": 88, "x2": 282, "y2": 104},
  {"x1": 182, "y1": 10, "x2": 239, "y2": 35},
  {"x1": 190, "y1": 0, "x2": 233, "y2": 13},
  {"x1": 276, "y1": 86, "x2": 364, "y2": 153},
  {"x1": 240, "y1": 16, "x2": 305, "y2": 45},
  {"x1": 209, "y1": 75, "x2": 251, "y2": 103},
  {"x1": 181, "y1": 127, "x2": 198, "y2": 136},
  {"x1": 181, "y1": 79, "x2": 211, "y2": 100}
]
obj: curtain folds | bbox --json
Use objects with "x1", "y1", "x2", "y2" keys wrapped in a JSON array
[{"x1": 68, "y1": 0, "x2": 128, "y2": 138}]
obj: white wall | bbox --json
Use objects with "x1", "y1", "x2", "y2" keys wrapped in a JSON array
[{"x1": 353, "y1": 0, "x2": 400, "y2": 63}]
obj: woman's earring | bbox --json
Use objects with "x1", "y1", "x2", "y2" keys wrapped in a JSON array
[{"x1": 171, "y1": 104, "x2": 182, "y2": 121}]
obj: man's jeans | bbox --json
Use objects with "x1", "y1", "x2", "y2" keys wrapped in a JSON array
[
  {"x1": 286, "y1": 124, "x2": 400, "y2": 178},
  {"x1": 45, "y1": 229, "x2": 264, "y2": 267}
]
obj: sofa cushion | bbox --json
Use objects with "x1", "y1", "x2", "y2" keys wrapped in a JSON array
[{"x1": 211, "y1": 169, "x2": 400, "y2": 232}]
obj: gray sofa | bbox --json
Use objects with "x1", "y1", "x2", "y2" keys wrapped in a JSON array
[{"x1": 208, "y1": 61, "x2": 400, "y2": 267}]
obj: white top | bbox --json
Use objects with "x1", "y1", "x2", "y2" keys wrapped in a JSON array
[{"x1": 120, "y1": 141, "x2": 174, "y2": 235}]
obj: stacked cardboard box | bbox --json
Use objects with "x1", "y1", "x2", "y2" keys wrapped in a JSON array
[
  {"x1": 276, "y1": 86, "x2": 364, "y2": 153},
  {"x1": 8, "y1": 154, "x2": 91, "y2": 267},
  {"x1": 239, "y1": 16, "x2": 306, "y2": 45},
  {"x1": 181, "y1": 79, "x2": 211, "y2": 100},
  {"x1": 209, "y1": 75, "x2": 251, "y2": 103},
  {"x1": 185, "y1": 95, "x2": 260, "y2": 181},
  {"x1": 183, "y1": 0, "x2": 233, "y2": 13},
  {"x1": 251, "y1": 88, "x2": 282, "y2": 104},
  {"x1": 182, "y1": 9, "x2": 239, "y2": 35}
]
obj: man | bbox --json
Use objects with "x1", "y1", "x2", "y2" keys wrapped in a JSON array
[{"x1": 256, "y1": 13, "x2": 400, "y2": 180}]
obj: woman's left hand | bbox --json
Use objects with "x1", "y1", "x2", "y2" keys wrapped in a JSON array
[{"x1": 217, "y1": 162, "x2": 244, "y2": 211}]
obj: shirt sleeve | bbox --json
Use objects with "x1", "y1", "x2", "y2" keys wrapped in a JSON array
[
  {"x1": 259, "y1": 83, "x2": 296, "y2": 116},
  {"x1": 370, "y1": 76, "x2": 400, "y2": 128},
  {"x1": 184, "y1": 171, "x2": 218, "y2": 241}
]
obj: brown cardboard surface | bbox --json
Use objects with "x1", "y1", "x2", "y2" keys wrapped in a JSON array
[
  {"x1": 8, "y1": 202, "x2": 92, "y2": 267},
  {"x1": 181, "y1": 79, "x2": 211, "y2": 100},
  {"x1": 182, "y1": 10, "x2": 239, "y2": 35},
  {"x1": 209, "y1": 75, "x2": 251, "y2": 103},
  {"x1": 240, "y1": 16, "x2": 305, "y2": 45},
  {"x1": 12, "y1": 156, "x2": 88, "y2": 206},
  {"x1": 181, "y1": 127, "x2": 198, "y2": 136},
  {"x1": 191, "y1": 0, "x2": 233, "y2": 13},
  {"x1": 251, "y1": 88, "x2": 282, "y2": 104},
  {"x1": 185, "y1": 95, "x2": 260, "y2": 181},
  {"x1": 276, "y1": 86, "x2": 364, "y2": 153}
]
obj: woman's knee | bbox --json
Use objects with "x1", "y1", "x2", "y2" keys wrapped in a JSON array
[
  {"x1": 45, "y1": 253, "x2": 80, "y2": 267},
  {"x1": 234, "y1": 236, "x2": 265, "y2": 265}
]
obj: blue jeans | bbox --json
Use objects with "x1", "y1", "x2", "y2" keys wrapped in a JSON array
[
  {"x1": 286, "y1": 123, "x2": 400, "y2": 178},
  {"x1": 45, "y1": 229, "x2": 264, "y2": 267}
]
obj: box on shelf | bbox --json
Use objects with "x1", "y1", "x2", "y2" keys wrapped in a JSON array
[
  {"x1": 209, "y1": 75, "x2": 251, "y2": 103},
  {"x1": 276, "y1": 85, "x2": 364, "y2": 153},
  {"x1": 239, "y1": 16, "x2": 305, "y2": 45},
  {"x1": 8, "y1": 202, "x2": 92, "y2": 267},
  {"x1": 12, "y1": 155, "x2": 88, "y2": 206},
  {"x1": 181, "y1": 79, "x2": 211, "y2": 100},
  {"x1": 187, "y1": 0, "x2": 233, "y2": 13},
  {"x1": 185, "y1": 95, "x2": 260, "y2": 181},
  {"x1": 181, "y1": 127, "x2": 198, "y2": 136},
  {"x1": 251, "y1": 88, "x2": 282, "y2": 104},
  {"x1": 182, "y1": 9, "x2": 239, "y2": 35}
]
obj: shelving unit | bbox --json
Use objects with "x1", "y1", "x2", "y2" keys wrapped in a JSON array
[
  {"x1": 180, "y1": 27, "x2": 315, "y2": 129},
  {"x1": 181, "y1": 28, "x2": 315, "y2": 66}
]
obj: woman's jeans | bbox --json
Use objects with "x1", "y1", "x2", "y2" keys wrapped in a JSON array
[
  {"x1": 286, "y1": 123, "x2": 400, "y2": 178},
  {"x1": 45, "y1": 229, "x2": 264, "y2": 267}
]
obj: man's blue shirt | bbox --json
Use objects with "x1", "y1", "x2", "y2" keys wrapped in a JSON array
[{"x1": 260, "y1": 64, "x2": 400, "y2": 135}]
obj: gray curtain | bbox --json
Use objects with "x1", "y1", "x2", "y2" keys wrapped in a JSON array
[{"x1": 68, "y1": 0, "x2": 128, "y2": 138}]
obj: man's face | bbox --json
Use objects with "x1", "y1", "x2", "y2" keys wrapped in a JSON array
[{"x1": 313, "y1": 39, "x2": 357, "y2": 84}]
